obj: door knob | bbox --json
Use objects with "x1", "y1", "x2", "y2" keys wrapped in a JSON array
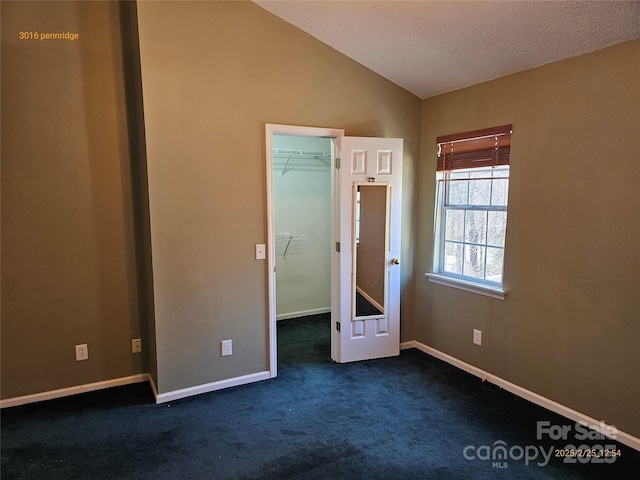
[{"x1": 391, "y1": 258, "x2": 400, "y2": 265}]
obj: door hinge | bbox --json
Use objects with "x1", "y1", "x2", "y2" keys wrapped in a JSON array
[
  {"x1": 335, "y1": 157, "x2": 341, "y2": 169},
  {"x1": 336, "y1": 322, "x2": 341, "y2": 332},
  {"x1": 335, "y1": 241, "x2": 341, "y2": 253}
]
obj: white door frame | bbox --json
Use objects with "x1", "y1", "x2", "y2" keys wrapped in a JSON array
[{"x1": 265, "y1": 124, "x2": 344, "y2": 378}]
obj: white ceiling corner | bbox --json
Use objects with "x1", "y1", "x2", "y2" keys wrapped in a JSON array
[{"x1": 253, "y1": 0, "x2": 640, "y2": 99}]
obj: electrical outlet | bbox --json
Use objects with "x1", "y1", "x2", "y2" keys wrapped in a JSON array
[
  {"x1": 473, "y1": 329, "x2": 482, "y2": 346},
  {"x1": 132, "y1": 338, "x2": 142, "y2": 354},
  {"x1": 75, "y1": 344, "x2": 88, "y2": 361},
  {"x1": 221, "y1": 339, "x2": 232, "y2": 356}
]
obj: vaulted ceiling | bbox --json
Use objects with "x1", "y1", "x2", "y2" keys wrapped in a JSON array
[{"x1": 254, "y1": 0, "x2": 640, "y2": 99}]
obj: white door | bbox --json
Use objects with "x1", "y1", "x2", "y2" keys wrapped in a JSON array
[{"x1": 332, "y1": 136, "x2": 403, "y2": 363}]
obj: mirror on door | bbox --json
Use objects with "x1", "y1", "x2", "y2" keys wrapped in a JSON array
[{"x1": 352, "y1": 183, "x2": 389, "y2": 320}]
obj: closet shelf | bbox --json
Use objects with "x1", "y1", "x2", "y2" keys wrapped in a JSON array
[
  {"x1": 273, "y1": 149, "x2": 331, "y2": 158},
  {"x1": 275, "y1": 234, "x2": 309, "y2": 257},
  {"x1": 273, "y1": 149, "x2": 332, "y2": 176}
]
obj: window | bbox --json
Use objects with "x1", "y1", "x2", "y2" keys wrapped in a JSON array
[{"x1": 428, "y1": 125, "x2": 512, "y2": 298}]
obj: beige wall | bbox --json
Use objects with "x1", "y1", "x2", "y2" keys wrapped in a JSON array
[
  {"x1": 1, "y1": 1, "x2": 147, "y2": 398},
  {"x1": 417, "y1": 40, "x2": 640, "y2": 437},
  {"x1": 0, "y1": 0, "x2": 419, "y2": 401},
  {"x1": 4, "y1": 0, "x2": 634, "y2": 442},
  {"x1": 135, "y1": 1, "x2": 421, "y2": 394}
]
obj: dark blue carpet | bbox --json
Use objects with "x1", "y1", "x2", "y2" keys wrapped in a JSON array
[{"x1": 1, "y1": 314, "x2": 638, "y2": 479}]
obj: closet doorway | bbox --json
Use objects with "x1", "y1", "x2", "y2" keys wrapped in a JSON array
[
  {"x1": 266, "y1": 124, "x2": 344, "y2": 377},
  {"x1": 273, "y1": 134, "x2": 332, "y2": 319}
]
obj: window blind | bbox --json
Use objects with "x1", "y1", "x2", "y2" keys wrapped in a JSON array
[{"x1": 436, "y1": 124, "x2": 512, "y2": 171}]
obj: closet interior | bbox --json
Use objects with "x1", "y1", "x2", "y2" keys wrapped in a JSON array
[{"x1": 272, "y1": 134, "x2": 333, "y2": 321}]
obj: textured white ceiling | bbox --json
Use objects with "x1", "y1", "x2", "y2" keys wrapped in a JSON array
[{"x1": 254, "y1": 0, "x2": 640, "y2": 99}]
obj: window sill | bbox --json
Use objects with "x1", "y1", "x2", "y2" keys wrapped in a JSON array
[{"x1": 425, "y1": 273, "x2": 507, "y2": 300}]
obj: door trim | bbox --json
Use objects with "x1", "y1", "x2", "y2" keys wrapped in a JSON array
[{"x1": 265, "y1": 124, "x2": 345, "y2": 378}]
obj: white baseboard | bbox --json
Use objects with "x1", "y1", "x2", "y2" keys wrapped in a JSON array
[
  {"x1": 355, "y1": 286, "x2": 384, "y2": 313},
  {"x1": 401, "y1": 340, "x2": 640, "y2": 452},
  {"x1": 1, "y1": 370, "x2": 274, "y2": 408},
  {"x1": 276, "y1": 307, "x2": 330, "y2": 321},
  {"x1": 149, "y1": 373, "x2": 159, "y2": 399},
  {"x1": 154, "y1": 371, "x2": 271, "y2": 404},
  {"x1": 5, "y1": 345, "x2": 637, "y2": 453},
  {"x1": 0, "y1": 374, "x2": 149, "y2": 409}
]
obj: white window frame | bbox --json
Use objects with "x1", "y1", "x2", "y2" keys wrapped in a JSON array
[{"x1": 427, "y1": 165, "x2": 509, "y2": 300}]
